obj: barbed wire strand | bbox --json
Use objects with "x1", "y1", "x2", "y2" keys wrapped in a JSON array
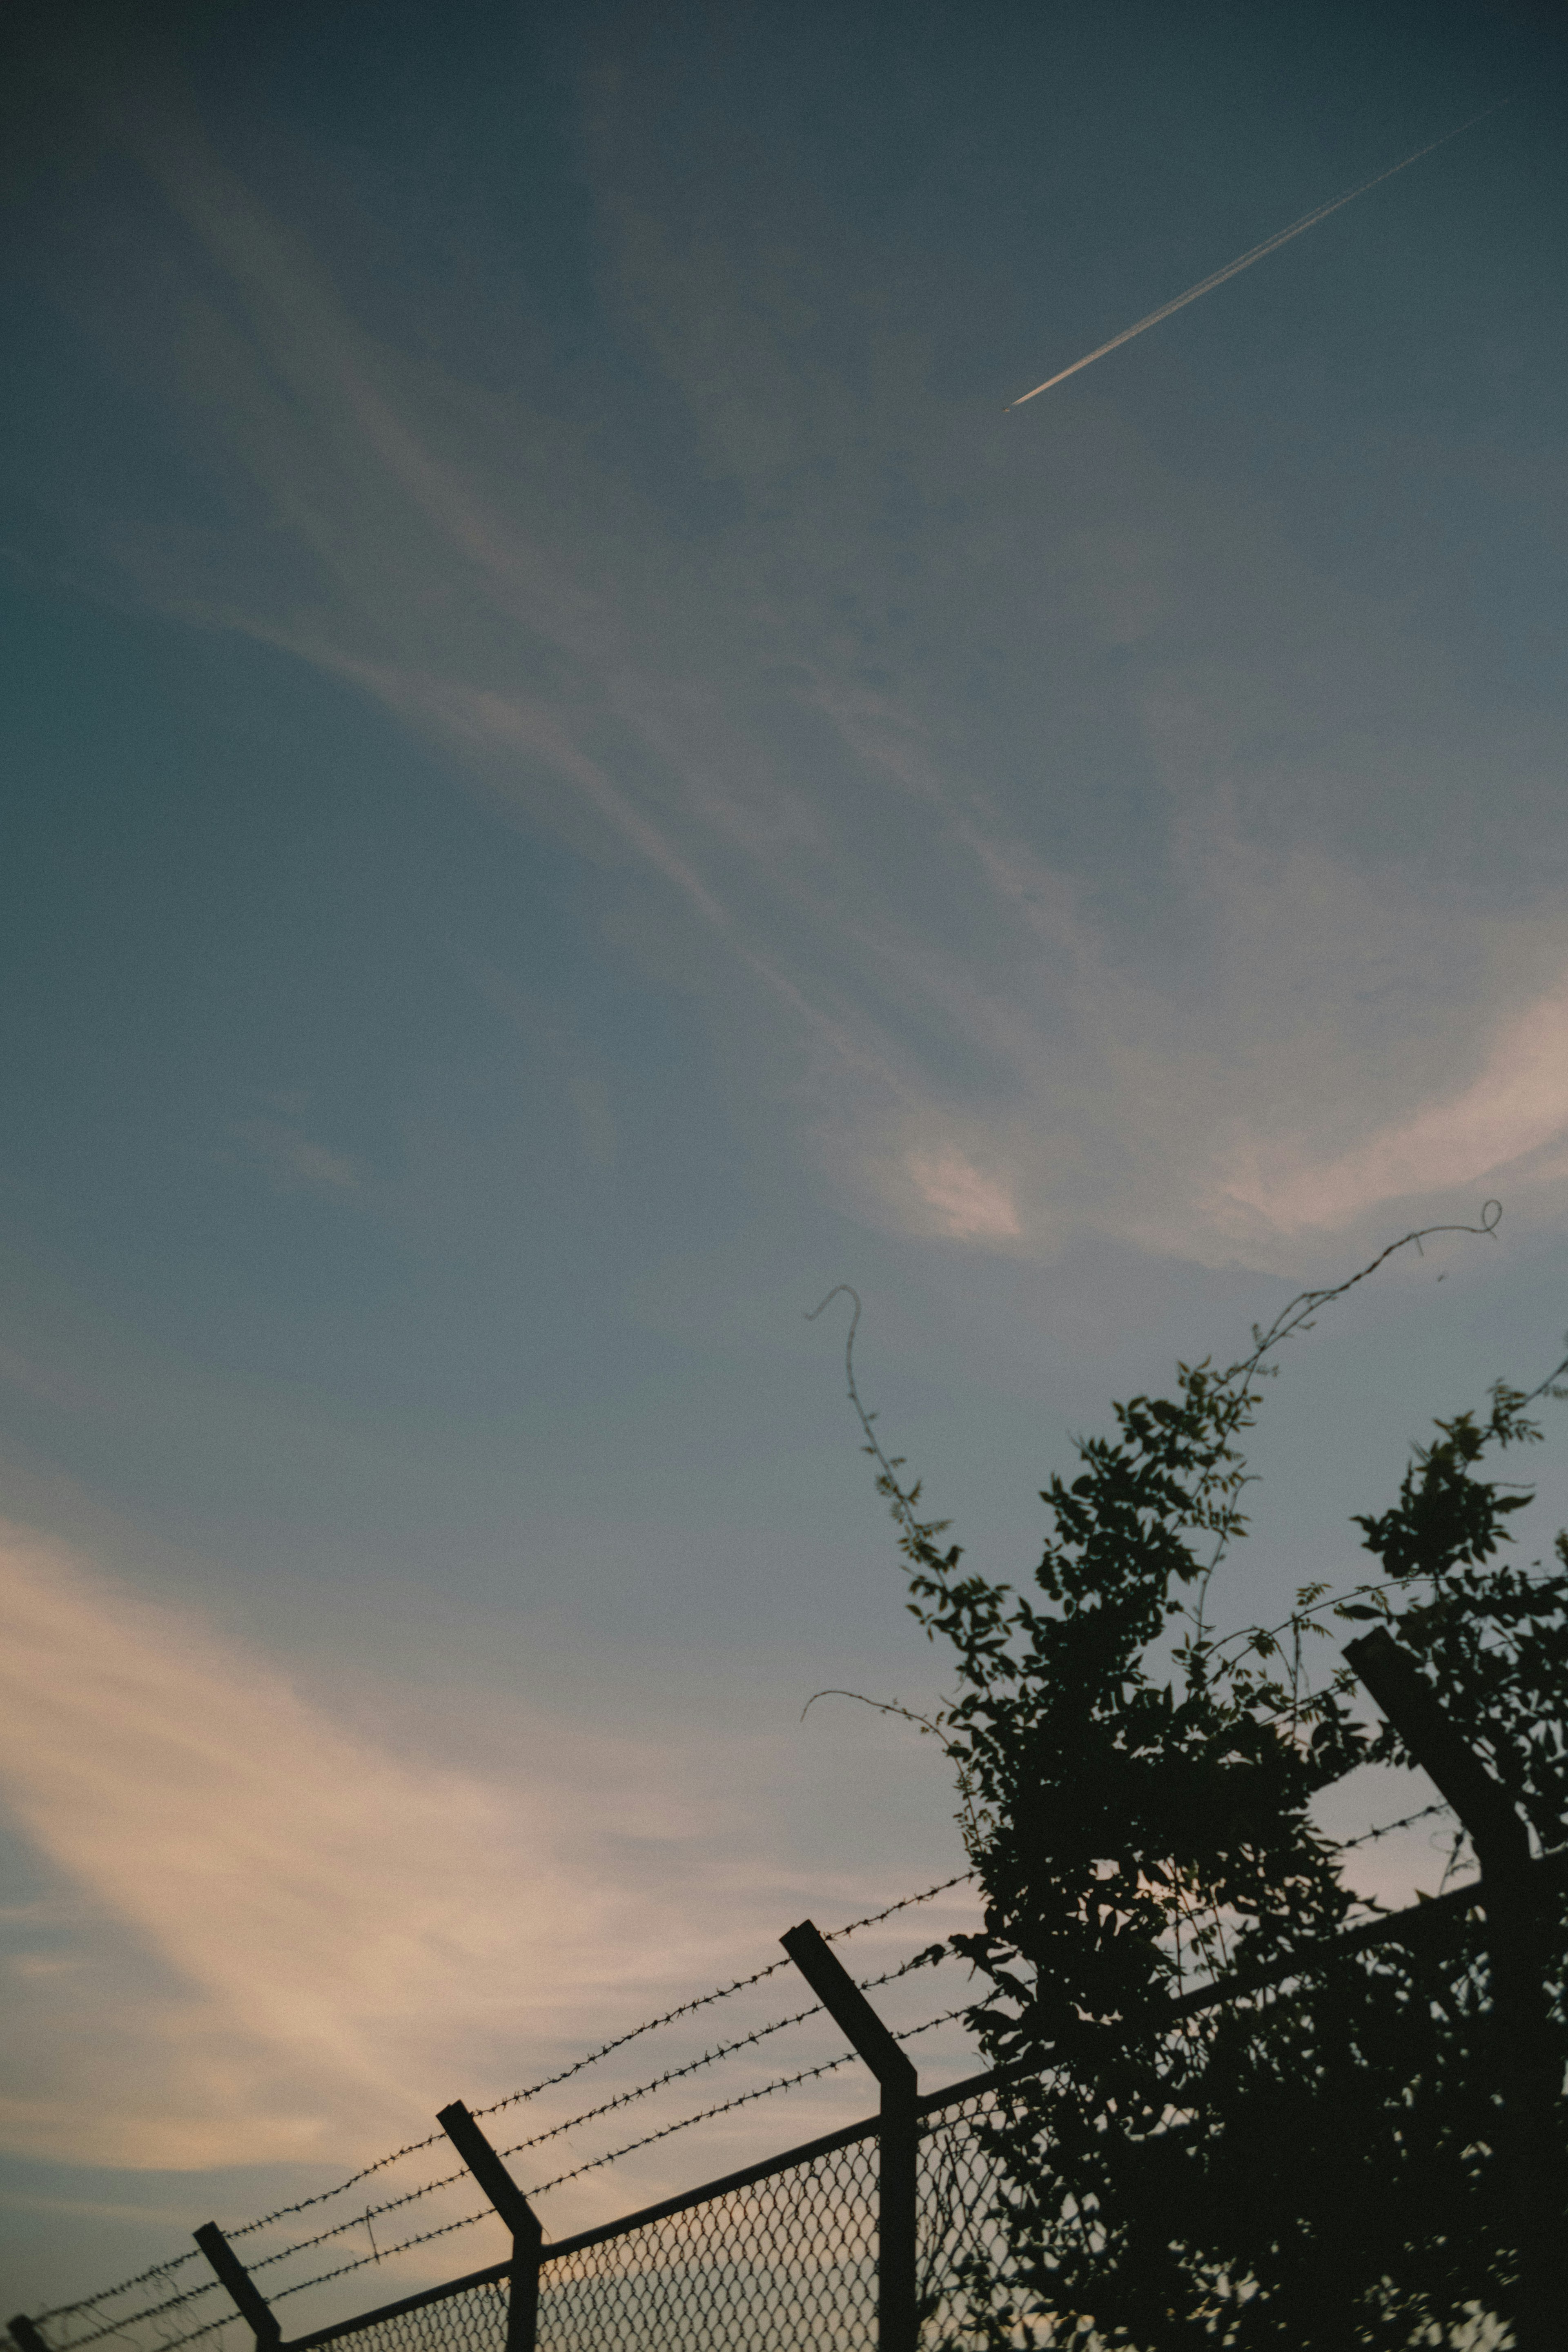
[
  {"x1": 1133, "y1": 1805, "x2": 1462, "y2": 1996},
  {"x1": 42, "y1": 2275, "x2": 225, "y2": 2352},
  {"x1": 27, "y1": 2252, "x2": 208, "y2": 2329},
  {"x1": 242, "y1": 1944, "x2": 956, "y2": 2278},
  {"x1": 474, "y1": 1870, "x2": 972, "y2": 2127},
  {"x1": 501, "y1": 1948, "x2": 952, "y2": 2167},
  {"x1": 31, "y1": 1871, "x2": 974, "y2": 2333},
  {"x1": 519, "y1": 2003, "x2": 972, "y2": 2204},
  {"x1": 1338, "y1": 1802, "x2": 1450, "y2": 1852}
]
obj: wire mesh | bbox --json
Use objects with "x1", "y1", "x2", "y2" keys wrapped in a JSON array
[
  {"x1": 537, "y1": 2129, "x2": 881, "y2": 2352},
  {"x1": 917, "y1": 2085, "x2": 1016, "y2": 2350},
  {"x1": 314, "y1": 2278, "x2": 510, "y2": 2352}
]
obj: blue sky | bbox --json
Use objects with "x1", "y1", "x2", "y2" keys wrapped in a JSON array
[{"x1": 3, "y1": 0, "x2": 1568, "y2": 2322}]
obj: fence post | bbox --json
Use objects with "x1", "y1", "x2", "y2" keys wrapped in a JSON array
[
  {"x1": 193, "y1": 2225, "x2": 281, "y2": 2351},
  {"x1": 437, "y1": 2101, "x2": 543, "y2": 2352},
  {"x1": 1345, "y1": 1627, "x2": 1563, "y2": 2352},
  {"x1": 782, "y1": 1919, "x2": 918, "y2": 2352},
  {"x1": 8, "y1": 2319, "x2": 49, "y2": 2352}
]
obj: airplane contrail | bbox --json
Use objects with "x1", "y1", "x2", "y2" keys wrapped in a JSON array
[{"x1": 1007, "y1": 99, "x2": 1509, "y2": 409}]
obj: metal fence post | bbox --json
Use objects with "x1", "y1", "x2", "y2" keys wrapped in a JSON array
[
  {"x1": 437, "y1": 2101, "x2": 542, "y2": 2352},
  {"x1": 194, "y1": 2224, "x2": 281, "y2": 2351},
  {"x1": 8, "y1": 2318, "x2": 50, "y2": 2352},
  {"x1": 783, "y1": 1919, "x2": 919, "y2": 2352},
  {"x1": 1345, "y1": 1627, "x2": 1563, "y2": 2352}
]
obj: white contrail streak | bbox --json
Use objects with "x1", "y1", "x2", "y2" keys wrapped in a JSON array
[{"x1": 1007, "y1": 99, "x2": 1509, "y2": 409}]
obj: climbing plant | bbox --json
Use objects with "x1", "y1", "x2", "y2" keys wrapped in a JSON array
[{"x1": 817, "y1": 1214, "x2": 1568, "y2": 2346}]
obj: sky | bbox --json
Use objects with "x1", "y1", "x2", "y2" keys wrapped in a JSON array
[{"x1": 3, "y1": 0, "x2": 1568, "y2": 2328}]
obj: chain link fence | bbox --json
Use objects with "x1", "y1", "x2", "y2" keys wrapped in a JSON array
[
  {"x1": 274, "y1": 1872, "x2": 1560, "y2": 2352},
  {"x1": 303, "y1": 2275, "x2": 510, "y2": 2352},
  {"x1": 538, "y1": 2127, "x2": 879, "y2": 2352},
  {"x1": 288, "y1": 2080, "x2": 1011, "y2": 2352},
  {"x1": 16, "y1": 1829, "x2": 1561, "y2": 2352}
]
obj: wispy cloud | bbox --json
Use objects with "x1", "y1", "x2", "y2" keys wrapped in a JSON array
[
  {"x1": 0, "y1": 1527, "x2": 859, "y2": 2182},
  {"x1": 230, "y1": 1116, "x2": 363, "y2": 1197},
  {"x1": 38, "y1": 81, "x2": 1568, "y2": 1277},
  {"x1": 0, "y1": 1526, "x2": 976, "y2": 2197},
  {"x1": 0, "y1": 1523, "x2": 578, "y2": 2167},
  {"x1": 1215, "y1": 973, "x2": 1568, "y2": 1237},
  {"x1": 906, "y1": 1149, "x2": 1022, "y2": 1242}
]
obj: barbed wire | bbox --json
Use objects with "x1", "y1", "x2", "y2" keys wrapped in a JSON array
[
  {"x1": 519, "y1": 2001, "x2": 972, "y2": 2202},
  {"x1": 224, "y1": 2124, "x2": 449, "y2": 2245},
  {"x1": 149, "y1": 2000, "x2": 979, "y2": 2348},
  {"x1": 474, "y1": 1867, "x2": 972, "y2": 2125},
  {"x1": 247, "y1": 2205, "x2": 496, "y2": 2332},
  {"x1": 26, "y1": 2251, "x2": 207, "y2": 2329},
  {"x1": 95, "y1": 2314, "x2": 236, "y2": 2352},
  {"x1": 1135, "y1": 1803, "x2": 1464, "y2": 1997},
  {"x1": 499, "y1": 1946, "x2": 951, "y2": 2165},
  {"x1": 523, "y1": 2049, "x2": 862, "y2": 2200},
  {"x1": 1338, "y1": 1802, "x2": 1451, "y2": 1852},
  {"x1": 39, "y1": 2273, "x2": 225, "y2": 2352},
  {"x1": 29, "y1": 1870, "x2": 975, "y2": 2335},
  {"x1": 241, "y1": 1942, "x2": 956, "y2": 2278},
  {"x1": 825, "y1": 1873, "x2": 976, "y2": 1942}
]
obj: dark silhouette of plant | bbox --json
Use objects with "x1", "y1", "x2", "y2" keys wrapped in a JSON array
[{"x1": 812, "y1": 1214, "x2": 1568, "y2": 2347}]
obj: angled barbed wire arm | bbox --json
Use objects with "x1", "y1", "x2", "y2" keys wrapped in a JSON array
[
  {"x1": 1344, "y1": 1628, "x2": 1564, "y2": 2352},
  {"x1": 783, "y1": 1919, "x2": 918, "y2": 2352},
  {"x1": 437, "y1": 2105, "x2": 542, "y2": 2352},
  {"x1": 193, "y1": 2227, "x2": 280, "y2": 2352}
]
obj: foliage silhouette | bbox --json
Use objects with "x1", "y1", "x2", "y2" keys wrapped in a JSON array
[{"x1": 814, "y1": 1216, "x2": 1568, "y2": 2347}]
